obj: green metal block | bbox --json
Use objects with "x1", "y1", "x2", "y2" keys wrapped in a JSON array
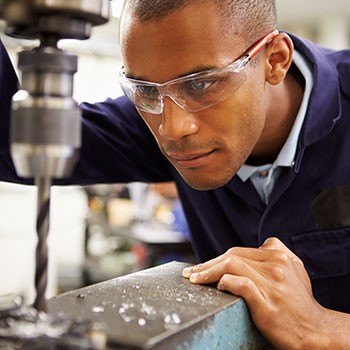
[{"x1": 48, "y1": 261, "x2": 271, "y2": 349}]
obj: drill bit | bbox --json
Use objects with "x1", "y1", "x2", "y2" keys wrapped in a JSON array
[{"x1": 34, "y1": 177, "x2": 51, "y2": 312}]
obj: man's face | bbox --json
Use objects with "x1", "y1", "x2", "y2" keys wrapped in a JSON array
[{"x1": 120, "y1": 2, "x2": 269, "y2": 190}]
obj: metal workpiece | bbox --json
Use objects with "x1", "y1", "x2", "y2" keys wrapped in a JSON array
[{"x1": 49, "y1": 262, "x2": 270, "y2": 350}]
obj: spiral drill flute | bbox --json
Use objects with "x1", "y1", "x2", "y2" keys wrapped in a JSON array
[{"x1": 34, "y1": 177, "x2": 51, "y2": 312}]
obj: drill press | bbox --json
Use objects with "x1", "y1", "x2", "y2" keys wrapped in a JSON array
[{"x1": 0, "y1": 0, "x2": 110, "y2": 312}]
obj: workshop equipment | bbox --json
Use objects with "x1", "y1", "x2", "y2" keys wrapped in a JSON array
[
  {"x1": 0, "y1": 0, "x2": 110, "y2": 312},
  {"x1": 49, "y1": 262, "x2": 271, "y2": 350}
]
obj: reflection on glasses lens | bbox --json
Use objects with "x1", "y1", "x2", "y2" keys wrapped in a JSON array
[
  {"x1": 136, "y1": 85, "x2": 159, "y2": 98},
  {"x1": 121, "y1": 71, "x2": 247, "y2": 114}
]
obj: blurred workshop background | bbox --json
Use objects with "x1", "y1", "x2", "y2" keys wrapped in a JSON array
[{"x1": 0, "y1": 0, "x2": 349, "y2": 304}]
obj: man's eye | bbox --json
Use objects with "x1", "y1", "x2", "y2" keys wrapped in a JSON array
[
  {"x1": 136, "y1": 85, "x2": 158, "y2": 97},
  {"x1": 186, "y1": 79, "x2": 215, "y2": 92}
]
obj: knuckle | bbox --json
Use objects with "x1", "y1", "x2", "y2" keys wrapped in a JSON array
[
  {"x1": 266, "y1": 237, "x2": 280, "y2": 245},
  {"x1": 234, "y1": 277, "x2": 256, "y2": 296},
  {"x1": 271, "y1": 250, "x2": 289, "y2": 264},
  {"x1": 191, "y1": 263, "x2": 205, "y2": 272},
  {"x1": 200, "y1": 270, "x2": 209, "y2": 281},
  {"x1": 262, "y1": 236, "x2": 280, "y2": 248},
  {"x1": 226, "y1": 247, "x2": 239, "y2": 255},
  {"x1": 238, "y1": 277, "x2": 255, "y2": 291},
  {"x1": 223, "y1": 256, "x2": 236, "y2": 271},
  {"x1": 269, "y1": 265, "x2": 286, "y2": 281},
  {"x1": 220, "y1": 275, "x2": 254, "y2": 294}
]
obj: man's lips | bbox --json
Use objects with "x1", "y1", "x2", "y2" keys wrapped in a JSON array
[{"x1": 166, "y1": 150, "x2": 216, "y2": 168}]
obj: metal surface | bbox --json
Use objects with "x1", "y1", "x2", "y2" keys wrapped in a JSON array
[
  {"x1": 0, "y1": 305, "x2": 107, "y2": 349},
  {"x1": 11, "y1": 48, "x2": 81, "y2": 179},
  {"x1": 49, "y1": 262, "x2": 271, "y2": 350}
]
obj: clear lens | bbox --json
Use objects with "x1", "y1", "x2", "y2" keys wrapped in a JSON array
[
  {"x1": 120, "y1": 70, "x2": 247, "y2": 114},
  {"x1": 134, "y1": 90, "x2": 162, "y2": 114},
  {"x1": 120, "y1": 79, "x2": 160, "y2": 113},
  {"x1": 170, "y1": 70, "x2": 247, "y2": 112}
]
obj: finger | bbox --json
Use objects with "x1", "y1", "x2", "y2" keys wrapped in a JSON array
[
  {"x1": 182, "y1": 255, "x2": 227, "y2": 278},
  {"x1": 186, "y1": 255, "x2": 265, "y2": 287},
  {"x1": 182, "y1": 253, "x2": 238, "y2": 278},
  {"x1": 217, "y1": 274, "x2": 266, "y2": 307},
  {"x1": 183, "y1": 246, "x2": 282, "y2": 278}
]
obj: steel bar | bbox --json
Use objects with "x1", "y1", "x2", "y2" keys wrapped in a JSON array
[{"x1": 48, "y1": 261, "x2": 271, "y2": 349}]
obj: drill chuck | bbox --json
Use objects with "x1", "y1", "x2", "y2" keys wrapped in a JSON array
[{"x1": 11, "y1": 47, "x2": 81, "y2": 179}]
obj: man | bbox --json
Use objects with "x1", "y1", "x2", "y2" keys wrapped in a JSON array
[{"x1": 1, "y1": 0, "x2": 350, "y2": 348}]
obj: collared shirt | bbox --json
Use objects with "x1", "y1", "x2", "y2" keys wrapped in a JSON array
[{"x1": 236, "y1": 50, "x2": 314, "y2": 204}]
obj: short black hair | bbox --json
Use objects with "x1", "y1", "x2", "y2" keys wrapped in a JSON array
[{"x1": 123, "y1": 0, "x2": 277, "y2": 45}]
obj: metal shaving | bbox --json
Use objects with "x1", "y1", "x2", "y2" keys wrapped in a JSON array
[{"x1": 0, "y1": 305, "x2": 106, "y2": 349}]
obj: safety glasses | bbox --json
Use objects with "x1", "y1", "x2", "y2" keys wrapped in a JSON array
[{"x1": 119, "y1": 29, "x2": 279, "y2": 114}]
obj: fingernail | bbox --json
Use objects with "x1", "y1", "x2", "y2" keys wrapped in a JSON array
[
  {"x1": 182, "y1": 267, "x2": 192, "y2": 278},
  {"x1": 218, "y1": 281, "x2": 225, "y2": 291},
  {"x1": 190, "y1": 273, "x2": 199, "y2": 282}
]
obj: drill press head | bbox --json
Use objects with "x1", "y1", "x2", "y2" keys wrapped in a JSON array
[
  {"x1": 0, "y1": 0, "x2": 110, "y2": 40},
  {"x1": 0, "y1": 0, "x2": 110, "y2": 179}
]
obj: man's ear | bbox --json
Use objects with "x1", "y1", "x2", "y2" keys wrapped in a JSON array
[{"x1": 264, "y1": 33, "x2": 294, "y2": 85}]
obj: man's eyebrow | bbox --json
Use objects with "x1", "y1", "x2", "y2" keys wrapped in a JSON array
[
  {"x1": 178, "y1": 64, "x2": 219, "y2": 77},
  {"x1": 126, "y1": 64, "x2": 219, "y2": 82}
]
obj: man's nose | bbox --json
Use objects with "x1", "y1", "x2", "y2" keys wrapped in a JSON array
[{"x1": 158, "y1": 97, "x2": 199, "y2": 140}]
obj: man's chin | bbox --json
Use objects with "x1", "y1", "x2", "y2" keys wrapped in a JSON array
[{"x1": 180, "y1": 173, "x2": 232, "y2": 191}]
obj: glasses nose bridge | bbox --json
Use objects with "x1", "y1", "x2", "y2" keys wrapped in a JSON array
[
  {"x1": 157, "y1": 80, "x2": 178, "y2": 97},
  {"x1": 156, "y1": 81, "x2": 185, "y2": 112}
]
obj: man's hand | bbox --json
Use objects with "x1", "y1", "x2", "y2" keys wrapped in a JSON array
[{"x1": 182, "y1": 237, "x2": 350, "y2": 349}]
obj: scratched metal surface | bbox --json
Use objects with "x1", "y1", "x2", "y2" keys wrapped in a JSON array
[{"x1": 48, "y1": 261, "x2": 269, "y2": 349}]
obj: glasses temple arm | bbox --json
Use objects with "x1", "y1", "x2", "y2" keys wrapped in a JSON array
[{"x1": 246, "y1": 29, "x2": 279, "y2": 60}]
